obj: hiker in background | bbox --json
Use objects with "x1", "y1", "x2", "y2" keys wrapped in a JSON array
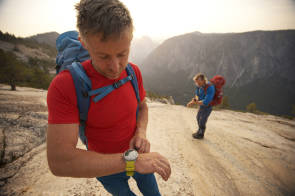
[
  {"x1": 187, "y1": 73, "x2": 225, "y2": 139},
  {"x1": 46, "y1": 0, "x2": 170, "y2": 195}
]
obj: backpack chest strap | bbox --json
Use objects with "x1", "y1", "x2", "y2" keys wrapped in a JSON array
[{"x1": 88, "y1": 75, "x2": 133, "y2": 103}]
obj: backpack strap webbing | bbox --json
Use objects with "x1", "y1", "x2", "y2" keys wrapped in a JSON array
[
  {"x1": 126, "y1": 64, "x2": 140, "y2": 103},
  {"x1": 126, "y1": 64, "x2": 141, "y2": 118},
  {"x1": 68, "y1": 62, "x2": 92, "y2": 147},
  {"x1": 88, "y1": 74, "x2": 133, "y2": 103},
  {"x1": 204, "y1": 83, "x2": 212, "y2": 94}
]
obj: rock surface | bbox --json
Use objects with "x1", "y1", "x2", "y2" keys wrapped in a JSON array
[
  {"x1": 0, "y1": 84, "x2": 47, "y2": 187},
  {"x1": 0, "y1": 85, "x2": 295, "y2": 196}
]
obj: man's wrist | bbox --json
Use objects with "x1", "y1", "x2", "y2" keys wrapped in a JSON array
[
  {"x1": 123, "y1": 149, "x2": 138, "y2": 176},
  {"x1": 135, "y1": 128, "x2": 146, "y2": 138},
  {"x1": 134, "y1": 153, "x2": 142, "y2": 172}
]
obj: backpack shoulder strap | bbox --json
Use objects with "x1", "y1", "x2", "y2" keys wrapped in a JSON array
[
  {"x1": 126, "y1": 64, "x2": 141, "y2": 119},
  {"x1": 68, "y1": 62, "x2": 92, "y2": 147},
  {"x1": 126, "y1": 64, "x2": 141, "y2": 103},
  {"x1": 204, "y1": 83, "x2": 212, "y2": 94}
]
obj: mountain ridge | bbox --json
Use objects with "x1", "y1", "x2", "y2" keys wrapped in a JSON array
[
  {"x1": 141, "y1": 29, "x2": 295, "y2": 116},
  {"x1": 28, "y1": 31, "x2": 59, "y2": 47}
]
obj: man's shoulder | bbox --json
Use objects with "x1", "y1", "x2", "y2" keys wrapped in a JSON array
[
  {"x1": 48, "y1": 70, "x2": 75, "y2": 95},
  {"x1": 128, "y1": 62, "x2": 140, "y2": 71},
  {"x1": 206, "y1": 83, "x2": 215, "y2": 92},
  {"x1": 206, "y1": 82, "x2": 215, "y2": 88},
  {"x1": 209, "y1": 83, "x2": 215, "y2": 88},
  {"x1": 52, "y1": 70, "x2": 73, "y2": 85},
  {"x1": 128, "y1": 62, "x2": 143, "y2": 78}
]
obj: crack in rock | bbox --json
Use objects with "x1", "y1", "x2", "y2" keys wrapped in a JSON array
[{"x1": 241, "y1": 137, "x2": 276, "y2": 149}]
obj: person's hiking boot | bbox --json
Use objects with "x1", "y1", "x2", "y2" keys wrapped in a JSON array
[
  {"x1": 195, "y1": 134, "x2": 204, "y2": 139},
  {"x1": 192, "y1": 132, "x2": 204, "y2": 139}
]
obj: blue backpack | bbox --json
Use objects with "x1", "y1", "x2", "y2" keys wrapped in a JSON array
[{"x1": 56, "y1": 31, "x2": 141, "y2": 147}]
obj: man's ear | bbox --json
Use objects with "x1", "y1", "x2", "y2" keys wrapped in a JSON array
[{"x1": 78, "y1": 36, "x2": 87, "y2": 50}]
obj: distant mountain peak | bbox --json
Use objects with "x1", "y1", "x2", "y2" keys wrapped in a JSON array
[{"x1": 28, "y1": 32, "x2": 60, "y2": 47}]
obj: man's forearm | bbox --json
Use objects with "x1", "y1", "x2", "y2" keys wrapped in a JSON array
[
  {"x1": 135, "y1": 100, "x2": 148, "y2": 136},
  {"x1": 49, "y1": 142, "x2": 172, "y2": 181},
  {"x1": 49, "y1": 148, "x2": 125, "y2": 178}
]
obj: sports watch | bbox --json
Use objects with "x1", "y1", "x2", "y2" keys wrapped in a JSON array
[{"x1": 123, "y1": 149, "x2": 138, "y2": 176}]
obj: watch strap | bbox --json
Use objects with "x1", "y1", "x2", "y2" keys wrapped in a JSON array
[{"x1": 125, "y1": 161, "x2": 135, "y2": 176}]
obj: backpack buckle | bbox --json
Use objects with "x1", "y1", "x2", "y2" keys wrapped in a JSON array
[
  {"x1": 113, "y1": 81, "x2": 123, "y2": 89},
  {"x1": 82, "y1": 90, "x2": 88, "y2": 97}
]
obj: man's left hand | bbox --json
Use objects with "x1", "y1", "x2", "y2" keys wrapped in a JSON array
[{"x1": 129, "y1": 131, "x2": 150, "y2": 153}]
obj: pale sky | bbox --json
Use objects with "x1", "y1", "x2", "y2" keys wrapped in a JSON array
[{"x1": 0, "y1": 0, "x2": 295, "y2": 39}]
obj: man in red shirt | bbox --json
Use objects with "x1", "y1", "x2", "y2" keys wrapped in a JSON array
[{"x1": 46, "y1": 0, "x2": 171, "y2": 195}]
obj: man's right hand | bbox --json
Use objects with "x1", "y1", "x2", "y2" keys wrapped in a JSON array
[
  {"x1": 186, "y1": 101, "x2": 194, "y2": 107},
  {"x1": 135, "y1": 152, "x2": 171, "y2": 181}
]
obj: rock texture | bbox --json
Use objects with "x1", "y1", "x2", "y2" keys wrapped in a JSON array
[
  {"x1": 145, "y1": 96, "x2": 175, "y2": 105},
  {"x1": 0, "y1": 84, "x2": 47, "y2": 187},
  {"x1": 1, "y1": 85, "x2": 295, "y2": 196}
]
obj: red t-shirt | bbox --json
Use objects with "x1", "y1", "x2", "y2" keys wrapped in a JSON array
[{"x1": 47, "y1": 60, "x2": 146, "y2": 153}]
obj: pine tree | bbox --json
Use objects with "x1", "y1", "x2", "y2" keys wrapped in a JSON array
[{"x1": 0, "y1": 49, "x2": 25, "y2": 90}]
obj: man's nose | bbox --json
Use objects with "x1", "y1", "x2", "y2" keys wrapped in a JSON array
[{"x1": 109, "y1": 58, "x2": 120, "y2": 72}]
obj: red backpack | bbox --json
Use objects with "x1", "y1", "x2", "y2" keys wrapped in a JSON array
[{"x1": 204, "y1": 75, "x2": 226, "y2": 106}]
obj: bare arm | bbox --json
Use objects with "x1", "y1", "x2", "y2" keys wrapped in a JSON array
[
  {"x1": 129, "y1": 99, "x2": 150, "y2": 153},
  {"x1": 136, "y1": 98, "x2": 148, "y2": 136},
  {"x1": 47, "y1": 123, "x2": 125, "y2": 178},
  {"x1": 47, "y1": 122, "x2": 171, "y2": 180}
]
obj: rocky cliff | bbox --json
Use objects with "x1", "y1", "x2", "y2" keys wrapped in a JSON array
[
  {"x1": 141, "y1": 30, "x2": 295, "y2": 116},
  {"x1": 129, "y1": 36, "x2": 159, "y2": 65}
]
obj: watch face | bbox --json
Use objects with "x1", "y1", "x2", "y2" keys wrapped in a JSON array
[{"x1": 124, "y1": 149, "x2": 138, "y2": 161}]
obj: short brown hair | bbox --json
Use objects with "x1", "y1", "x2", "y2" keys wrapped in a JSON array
[
  {"x1": 75, "y1": 0, "x2": 133, "y2": 41},
  {"x1": 193, "y1": 73, "x2": 206, "y2": 81}
]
